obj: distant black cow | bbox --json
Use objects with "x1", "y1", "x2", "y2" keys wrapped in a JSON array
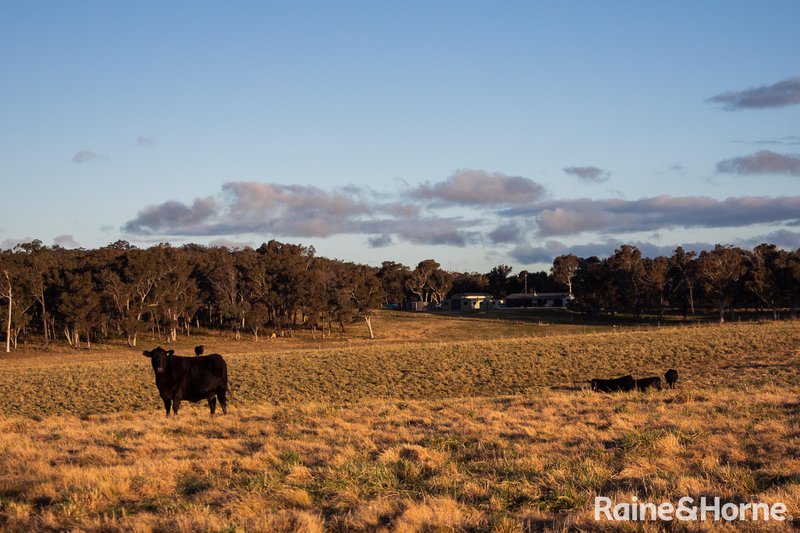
[
  {"x1": 143, "y1": 346, "x2": 228, "y2": 416},
  {"x1": 590, "y1": 375, "x2": 635, "y2": 392},
  {"x1": 635, "y1": 376, "x2": 662, "y2": 391},
  {"x1": 194, "y1": 345, "x2": 204, "y2": 357},
  {"x1": 665, "y1": 368, "x2": 679, "y2": 389}
]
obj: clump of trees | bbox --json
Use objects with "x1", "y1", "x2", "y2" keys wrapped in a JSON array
[
  {"x1": 0, "y1": 239, "x2": 388, "y2": 352},
  {"x1": 1, "y1": 239, "x2": 798, "y2": 352},
  {"x1": 563, "y1": 244, "x2": 800, "y2": 323}
]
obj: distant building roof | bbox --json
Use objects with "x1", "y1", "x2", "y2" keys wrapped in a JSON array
[
  {"x1": 506, "y1": 292, "x2": 573, "y2": 299},
  {"x1": 448, "y1": 293, "x2": 494, "y2": 299}
]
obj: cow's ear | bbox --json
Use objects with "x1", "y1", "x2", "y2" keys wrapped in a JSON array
[
  {"x1": 167, "y1": 350, "x2": 174, "y2": 356},
  {"x1": 143, "y1": 350, "x2": 151, "y2": 357}
]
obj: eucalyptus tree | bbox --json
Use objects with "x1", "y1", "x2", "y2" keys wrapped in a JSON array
[
  {"x1": 406, "y1": 259, "x2": 440, "y2": 303},
  {"x1": 667, "y1": 247, "x2": 698, "y2": 319},
  {"x1": 376, "y1": 261, "x2": 410, "y2": 306},
  {"x1": 15, "y1": 240, "x2": 56, "y2": 345},
  {"x1": 57, "y1": 269, "x2": 102, "y2": 348},
  {"x1": 449, "y1": 271, "x2": 488, "y2": 295},
  {"x1": 254, "y1": 240, "x2": 315, "y2": 335},
  {"x1": 155, "y1": 247, "x2": 200, "y2": 341},
  {"x1": 608, "y1": 245, "x2": 646, "y2": 317},
  {"x1": 341, "y1": 262, "x2": 385, "y2": 338},
  {"x1": 487, "y1": 264, "x2": 513, "y2": 298},
  {"x1": 99, "y1": 245, "x2": 170, "y2": 347},
  {"x1": 551, "y1": 254, "x2": 579, "y2": 295},
  {"x1": 203, "y1": 247, "x2": 249, "y2": 338},
  {"x1": 697, "y1": 245, "x2": 747, "y2": 323},
  {"x1": 743, "y1": 244, "x2": 783, "y2": 319},
  {"x1": 572, "y1": 256, "x2": 605, "y2": 315},
  {"x1": 0, "y1": 250, "x2": 31, "y2": 352},
  {"x1": 642, "y1": 256, "x2": 669, "y2": 319},
  {"x1": 427, "y1": 268, "x2": 453, "y2": 306}
]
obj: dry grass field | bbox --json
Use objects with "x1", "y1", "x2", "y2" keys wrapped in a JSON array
[
  {"x1": 0, "y1": 317, "x2": 799, "y2": 531},
  {"x1": 0, "y1": 310, "x2": 611, "y2": 367}
]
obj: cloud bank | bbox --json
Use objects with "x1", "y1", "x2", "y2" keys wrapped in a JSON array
[
  {"x1": 716, "y1": 150, "x2": 800, "y2": 176},
  {"x1": 509, "y1": 229, "x2": 800, "y2": 265},
  {"x1": 409, "y1": 169, "x2": 544, "y2": 206},
  {"x1": 708, "y1": 77, "x2": 800, "y2": 110},
  {"x1": 123, "y1": 171, "x2": 800, "y2": 262},
  {"x1": 504, "y1": 195, "x2": 800, "y2": 237},
  {"x1": 124, "y1": 180, "x2": 483, "y2": 247}
]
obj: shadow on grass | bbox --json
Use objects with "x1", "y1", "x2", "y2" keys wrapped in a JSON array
[
  {"x1": 549, "y1": 385, "x2": 585, "y2": 392},
  {"x1": 522, "y1": 516, "x2": 556, "y2": 532},
  {"x1": 722, "y1": 362, "x2": 796, "y2": 369}
]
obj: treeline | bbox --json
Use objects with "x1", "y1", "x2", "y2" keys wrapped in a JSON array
[
  {"x1": 550, "y1": 244, "x2": 800, "y2": 322},
  {"x1": 0, "y1": 240, "x2": 383, "y2": 351},
  {"x1": 0, "y1": 240, "x2": 798, "y2": 352}
]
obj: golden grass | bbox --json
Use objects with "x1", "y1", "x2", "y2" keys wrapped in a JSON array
[
  {"x1": 0, "y1": 388, "x2": 797, "y2": 531},
  {"x1": 0, "y1": 309, "x2": 614, "y2": 370},
  {"x1": 1, "y1": 318, "x2": 798, "y2": 531},
  {"x1": 0, "y1": 321, "x2": 798, "y2": 418}
]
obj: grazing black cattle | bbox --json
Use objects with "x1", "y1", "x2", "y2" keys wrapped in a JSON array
[
  {"x1": 194, "y1": 345, "x2": 204, "y2": 357},
  {"x1": 635, "y1": 376, "x2": 662, "y2": 391},
  {"x1": 143, "y1": 346, "x2": 228, "y2": 416},
  {"x1": 665, "y1": 368, "x2": 679, "y2": 389},
  {"x1": 590, "y1": 375, "x2": 635, "y2": 392}
]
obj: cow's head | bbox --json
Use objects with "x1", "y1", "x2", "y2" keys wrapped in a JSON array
[{"x1": 143, "y1": 346, "x2": 174, "y2": 374}]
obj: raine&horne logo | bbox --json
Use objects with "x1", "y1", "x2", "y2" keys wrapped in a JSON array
[{"x1": 595, "y1": 496, "x2": 791, "y2": 523}]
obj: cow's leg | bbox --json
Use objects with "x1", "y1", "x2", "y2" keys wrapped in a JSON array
[
  {"x1": 172, "y1": 397, "x2": 182, "y2": 416},
  {"x1": 163, "y1": 398, "x2": 172, "y2": 417},
  {"x1": 217, "y1": 389, "x2": 228, "y2": 414},
  {"x1": 208, "y1": 396, "x2": 217, "y2": 415}
]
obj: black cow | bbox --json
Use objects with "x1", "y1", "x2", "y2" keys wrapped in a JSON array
[
  {"x1": 665, "y1": 368, "x2": 679, "y2": 389},
  {"x1": 194, "y1": 345, "x2": 204, "y2": 356},
  {"x1": 143, "y1": 346, "x2": 228, "y2": 416},
  {"x1": 590, "y1": 375, "x2": 635, "y2": 392},
  {"x1": 635, "y1": 376, "x2": 662, "y2": 391}
]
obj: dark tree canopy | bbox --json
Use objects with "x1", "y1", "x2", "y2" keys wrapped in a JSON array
[{"x1": 0, "y1": 239, "x2": 797, "y2": 352}]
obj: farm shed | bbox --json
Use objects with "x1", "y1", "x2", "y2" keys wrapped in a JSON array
[
  {"x1": 405, "y1": 301, "x2": 429, "y2": 312},
  {"x1": 504, "y1": 292, "x2": 574, "y2": 309},
  {"x1": 440, "y1": 293, "x2": 496, "y2": 311}
]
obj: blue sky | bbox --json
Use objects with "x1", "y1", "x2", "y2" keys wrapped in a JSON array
[{"x1": 1, "y1": 1, "x2": 799, "y2": 272}]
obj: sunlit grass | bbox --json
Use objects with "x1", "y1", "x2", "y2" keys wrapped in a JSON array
[
  {"x1": 0, "y1": 389, "x2": 797, "y2": 531},
  {"x1": 0, "y1": 318, "x2": 798, "y2": 530},
  {"x1": 0, "y1": 321, "x2": 797, "y2": 418}
]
